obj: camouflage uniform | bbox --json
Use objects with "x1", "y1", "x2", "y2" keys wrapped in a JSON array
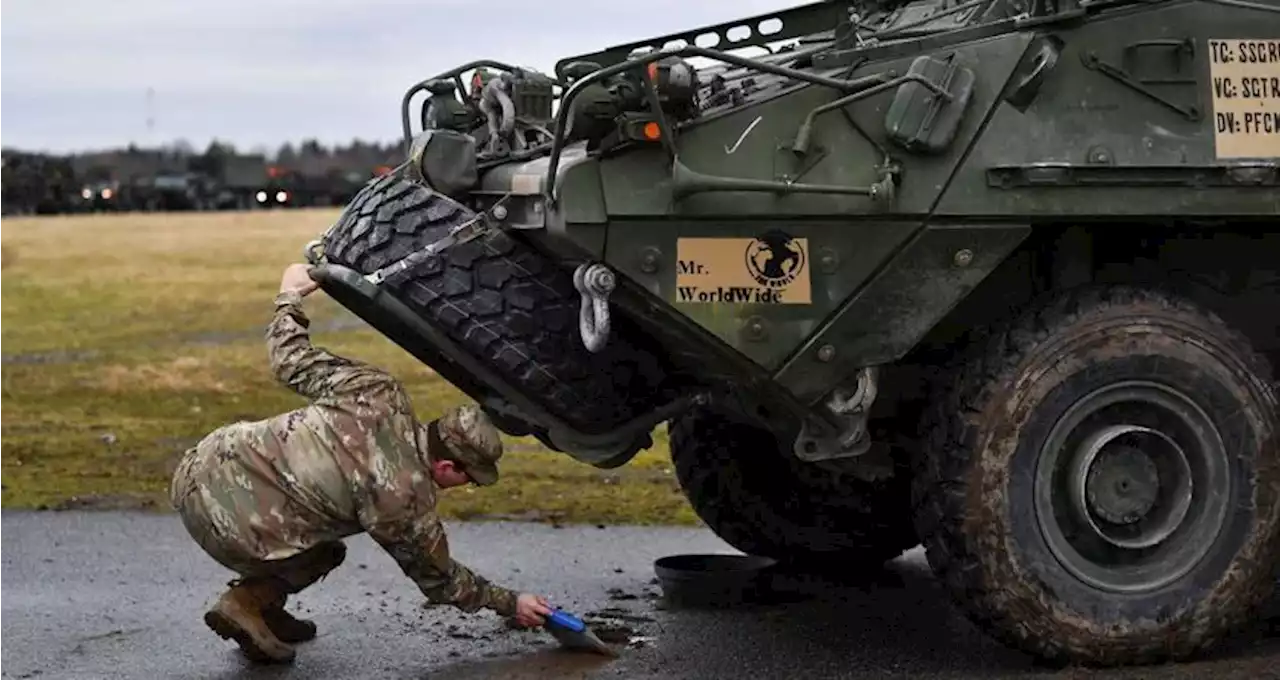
[{"x1": 170, "y1": 289, "x2": 518, "y2": 618}]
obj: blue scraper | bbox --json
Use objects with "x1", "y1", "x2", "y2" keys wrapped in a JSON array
[{"x1": 544, "y1": 608, "x2": 619, "y2": 657}]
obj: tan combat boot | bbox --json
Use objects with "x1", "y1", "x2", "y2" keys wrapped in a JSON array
[
  {"x1": 203, "y1": 578, "x2": 296, "y2": 663},
  {"x1": 262, "y1": 604, "x2": 317, "y2": 643},
  {"x1": 257, "y1": 540, "x2": 346, "y2": 643}
]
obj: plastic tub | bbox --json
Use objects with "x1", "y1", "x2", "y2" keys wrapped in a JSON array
[{"x1": 653, "y1": 553, "x2": 778, "y2": 608}]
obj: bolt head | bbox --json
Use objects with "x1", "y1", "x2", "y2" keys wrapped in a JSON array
[
  {"x1": 817, "y1": 344, "x2": 836, "y2": 362},
  {"x1": 954, "y1": 249, "x2": 974, "y2": 267},
  {"x1": 591, "y1": 267, "x2": 616, "y2": 291},
  {"x1": 743, "y1": 317, "x2": 768, "y2": 342},
  {"x1": 492, "y1": 205, "x2": 508, "y2": 220},
  {"x1": 640, "y1": 252, "x2": 658, "y2": 273}
]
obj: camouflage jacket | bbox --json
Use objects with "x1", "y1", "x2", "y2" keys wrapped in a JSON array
[{"x1": 188, "y1": 290, "x2": 517, "y2": 617}]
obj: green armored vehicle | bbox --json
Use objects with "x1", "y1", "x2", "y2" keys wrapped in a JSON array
[{"x1": 304, "y1": 0, "x2": 1280, "y2": 667}]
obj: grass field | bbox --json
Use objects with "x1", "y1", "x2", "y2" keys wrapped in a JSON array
[{"x1": 1, "y1": 209, "x2": 698, "y2": 525}]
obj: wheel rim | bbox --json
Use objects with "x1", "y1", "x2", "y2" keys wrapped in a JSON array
[{"x1": 1033, "y1": 380, "x2": 1230, "y2": 594}]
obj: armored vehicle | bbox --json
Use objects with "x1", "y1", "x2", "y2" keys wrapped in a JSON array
[{"x1": 304, "y1": 0, "x2": 1280, "y2": 666}]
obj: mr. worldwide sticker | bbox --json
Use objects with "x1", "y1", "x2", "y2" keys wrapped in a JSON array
[{"x1": 675, "y1": 232, "x2": 812, "y2": 304}]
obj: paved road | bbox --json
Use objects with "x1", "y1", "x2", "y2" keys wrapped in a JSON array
[{"x1": 5, "y1": 511, "x2": 1280, "y2": 680}]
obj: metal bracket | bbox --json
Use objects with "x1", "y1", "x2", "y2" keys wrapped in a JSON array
[
  {"x1": 987, "y1": 162, "x2": 1280, "y2": 188},
  {"x1": 1082, "y1": 47, "x2": 1201, "y2": 121},
  {"x1": 793, "y1": 366, "x2": 880, "y2": 462},
  {"x1": 362, "y1": 195, "x2": 511, "y2": 287},
  {"x1": 365, "y1": 215, "x2": 489, "y2": 286},
  {"x1": 303, "y1": 238, "x2": 326, "y2": 265},
  {"x1": 573, "y1": 263, "x2": 616, "y2": 353}
]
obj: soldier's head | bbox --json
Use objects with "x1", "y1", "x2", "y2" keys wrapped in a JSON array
[{"x1": 421, "y1": 404, "x2": 504, "y2": 488}]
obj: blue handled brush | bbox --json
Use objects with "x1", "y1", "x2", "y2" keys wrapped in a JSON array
[{"x1": 544, "y1": 608, "x2": 619, "y2": 657}]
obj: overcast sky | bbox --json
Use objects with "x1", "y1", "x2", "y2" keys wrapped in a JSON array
[{"x1": 1, "y1": 0, "x2": 800, "y2": 154}]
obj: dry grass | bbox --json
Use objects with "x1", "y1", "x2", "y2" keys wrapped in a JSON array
[{"x1": 1, "y1": 209, "x2": 696, "y2": 525}]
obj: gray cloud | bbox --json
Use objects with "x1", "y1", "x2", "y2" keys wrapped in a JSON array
[{"x1": 2, "y1": 0, "x2": 798, "y2": 153}]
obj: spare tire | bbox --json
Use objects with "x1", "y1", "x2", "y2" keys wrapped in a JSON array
[{"x1": 319, "y1": 174, "x2": 667, "y2": 436}]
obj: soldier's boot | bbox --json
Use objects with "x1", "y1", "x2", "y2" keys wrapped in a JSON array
[
  {"x1": 203, "y1": 577, "x2": 296, "y2": 664},
  {"x1": 260, "y1": 541, "x2": 347, "y2": 644},
  {"x1": 261, "y1": 608, "x2": 317, "y2": 644}
]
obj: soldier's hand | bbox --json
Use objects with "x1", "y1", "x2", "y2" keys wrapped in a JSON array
[
  {"x1": 280, "y1": 263, "x2": 318, "y2": 297},
  {"x1": 513, "y1": 593, "x2": 553, "y2": 628}
]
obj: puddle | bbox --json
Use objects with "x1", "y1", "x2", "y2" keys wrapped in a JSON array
[{"x1": 420, "y1": 647, "x2": 617, "y2": 680}]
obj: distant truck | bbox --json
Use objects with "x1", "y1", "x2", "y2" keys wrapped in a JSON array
[{"x1": 213, "y1": 154, "x2": 273, "y2": 210}]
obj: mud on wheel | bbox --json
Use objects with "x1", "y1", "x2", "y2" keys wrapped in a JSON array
[
  {"x1": 912, "y1": 285, "x2": 1280, "y2": 666},
  {"x1": 317, "y1": 174, "x2": 667, "y2": 442}
]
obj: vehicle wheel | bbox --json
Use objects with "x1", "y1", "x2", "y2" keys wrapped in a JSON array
[
  {"x1": 670, "y1": 405, "x2": 919, "y2": 567},
  {"x1": 319, "y1": 174, "x2": 668, "y2": 438},
  {"x1": 912, "y1": 285, "x2": 1280, "y2": 666}
]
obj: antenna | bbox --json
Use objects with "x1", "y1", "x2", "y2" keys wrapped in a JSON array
[{"x1": 145, "y1": 87, "x2": 155, "y2": 146}]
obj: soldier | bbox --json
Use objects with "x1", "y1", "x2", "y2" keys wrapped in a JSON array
[{"x1": 169, "y1": 262, "x2": 553, "y2": 664}]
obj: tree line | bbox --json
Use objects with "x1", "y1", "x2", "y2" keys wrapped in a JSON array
[{"x1": 2, "y1": 137, "x2": 407, "y2": 215}]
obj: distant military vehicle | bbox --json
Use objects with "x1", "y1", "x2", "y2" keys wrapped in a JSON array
[{"x1": 307, "y1": 0, "x2": 1279, "y2": 666}]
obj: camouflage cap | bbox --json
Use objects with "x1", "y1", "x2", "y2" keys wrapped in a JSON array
[{"x1": 427, "y1": 404, "x2": 503, "y2": 486}]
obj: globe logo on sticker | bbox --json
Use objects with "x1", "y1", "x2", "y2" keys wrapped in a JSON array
[{"x1": 745, "y1": 230, "x2": 806, "y2": 290}]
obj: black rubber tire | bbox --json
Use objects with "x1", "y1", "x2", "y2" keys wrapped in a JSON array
[
  {"x1": 911, "y1": 285, "x2": 1280, "y2": 666},
  {"x1": 670, "y1": 405, "x2": 919, "y2": 568},
  {"x1": 320, "y1": 174, "x2": 667, "y2": 435}
]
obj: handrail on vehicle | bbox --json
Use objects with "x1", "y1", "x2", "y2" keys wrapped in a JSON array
[
  {"x1": 398, "y1": 43, "x2": 955, "y2": 201},
  {"x1": 399, "y1": 59, "x2": 566, "y2": 153},
  {"x1": 541, "y1": 44, "x2": 902, "y2": 200}
]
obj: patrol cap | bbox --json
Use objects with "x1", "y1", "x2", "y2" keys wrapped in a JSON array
[{"x1": 427, "y1": 404, "x2": 503, "y2": 486}]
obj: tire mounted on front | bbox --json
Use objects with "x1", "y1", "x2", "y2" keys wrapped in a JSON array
[{"x1": 318, "y1": 174, "x2": 668, "y2": 452}]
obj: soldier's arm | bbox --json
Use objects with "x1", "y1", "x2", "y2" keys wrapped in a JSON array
[
  {"x1": 370, "y1": 514, "x2": 519, "y2": 616},
  {"x1": 267, "y1": 287, "x2": 402, "y2": 406},
  {"x1": 355, "y1": 458, "x2": 514, "y2": 617}
]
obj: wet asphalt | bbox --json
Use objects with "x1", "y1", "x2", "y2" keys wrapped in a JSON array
[{"x1": 4, "y1": 510, "x2": 1280, "y2": 680}]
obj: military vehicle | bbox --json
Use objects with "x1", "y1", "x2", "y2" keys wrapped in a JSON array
[
  {"x1": 207, "y1": 153, "x2": 273, "y2": 210},
  {"x1": 302, "y1": 0, "x2": 1280, "y2": 667}
]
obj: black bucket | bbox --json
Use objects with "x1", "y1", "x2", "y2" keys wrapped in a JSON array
[{"x1": 653, "y1": 553, "x2": 779, "y2": 608}]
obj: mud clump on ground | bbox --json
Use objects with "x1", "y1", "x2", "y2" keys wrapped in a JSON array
[
  {"x1": 584, "y1": 607, "x2": 654, "y2": 625},
  {"x1": 584, "y1": 623, "x2": 634, "y2": 645},
  {"x1": 607, "y1": 587, "x2": 639, "y2": 601}
]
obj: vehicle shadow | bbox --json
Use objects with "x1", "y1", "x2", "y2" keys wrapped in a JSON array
[{"x1": 614, "y1": 550, "x2": 1280, "y2": 679}]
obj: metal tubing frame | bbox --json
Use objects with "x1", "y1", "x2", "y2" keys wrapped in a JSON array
[
  {"x1": 399, "y1": 60, "x2": 542, "y2": 152},
  {"x1": 542, "y1": 44, "x2": 894, "y2": 200},
  {"x1": 395, "y1": 44, "x2": 897, "y2": 195}
]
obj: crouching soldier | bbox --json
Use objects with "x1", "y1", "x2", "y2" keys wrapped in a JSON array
[{"x1": 169, "y1": 263, "x2": 553, "y2": 663}]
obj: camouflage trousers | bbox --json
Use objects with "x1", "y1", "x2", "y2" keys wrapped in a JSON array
[{"x1": 169, "y1": 430, "x2": 346, "y2": 594}]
